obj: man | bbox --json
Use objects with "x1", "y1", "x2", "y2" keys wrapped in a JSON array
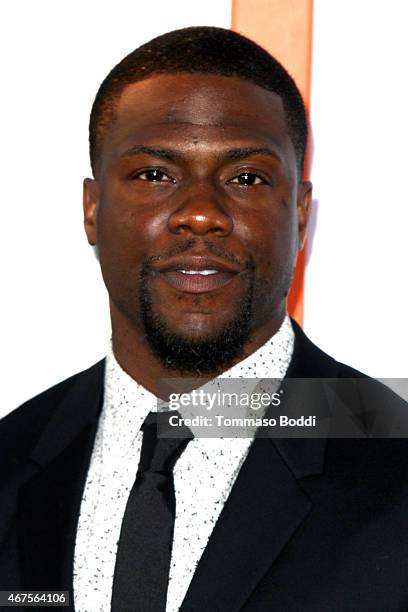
[{"x1": 1, "y1": 26, "x2": 408, "y2": 612}]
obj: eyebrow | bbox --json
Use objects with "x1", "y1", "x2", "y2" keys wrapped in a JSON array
[
  {"x1": 224, "y1": 147, "x2": 282, "y2": 163},
  {"x1": 121, "y1": 145, "x2": 183, "y2": 160},
  {"x1": 120, "y1": 145, "x2": 281, "y2": 163}
]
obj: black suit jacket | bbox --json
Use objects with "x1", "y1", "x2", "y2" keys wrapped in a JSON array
[{"x1": 2, "y1": 321, "x2": 408, "y2": 611}]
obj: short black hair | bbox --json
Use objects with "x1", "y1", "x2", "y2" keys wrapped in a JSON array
[{"x1": 89, "y1": 26, "x2": 307, "y2": 177}]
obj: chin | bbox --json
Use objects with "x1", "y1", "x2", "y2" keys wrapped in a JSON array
[
  {"x1": 140, "y1": 296, "x2": 253, "y2": 375},
  {"x1": 165, "y1": 315, "x2": 230, "y2": 339},
  {"x1": 138, "y1": 264, "x2": 255, "y2": 374}
]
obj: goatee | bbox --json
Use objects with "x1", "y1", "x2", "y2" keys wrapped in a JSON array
[{"x1": 139, "y1": 261, "x2": 255, "y2": 376}]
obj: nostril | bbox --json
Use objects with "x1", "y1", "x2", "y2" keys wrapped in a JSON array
[{"x1": 168, "y1": 197, "x2": 233, "y2": 237}]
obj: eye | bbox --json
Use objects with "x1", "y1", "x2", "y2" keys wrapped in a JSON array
[
  {"x1": 132, "y1": 169, "x2": 175, "y2": 182},
  {"x1": 228, "y1": 172, "x2": 267, "y2": 186}
]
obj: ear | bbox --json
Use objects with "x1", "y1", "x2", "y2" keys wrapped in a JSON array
[
  {"x1": 83, "y1": 178, "x2": 99, "y2": 246},
  {"x1": 296, "y1": 180, "x2": 312, "y2": 251}
]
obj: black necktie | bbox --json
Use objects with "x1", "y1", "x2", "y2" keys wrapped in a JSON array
[{"x1": 111, "y1": 411, "x2": 193, "y2": 612}]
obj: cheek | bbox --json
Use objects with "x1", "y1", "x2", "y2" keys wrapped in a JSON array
[
  {"x1": 94, "y1": 203, "x2": 147, "y2": 303},
  {"x1": 246, "y1": 208, "x2": 299, "y2": 318},
  {"x1": 96, "y1": 196, "x2": 161, "y2": 266},
  {"x1": 242, "y1": 205, "x2": 298, "y2": 274}
]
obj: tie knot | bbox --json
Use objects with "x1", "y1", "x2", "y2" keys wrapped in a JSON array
[{"x1": 138, "y1": 411, "x2": 193, "y2": 474}]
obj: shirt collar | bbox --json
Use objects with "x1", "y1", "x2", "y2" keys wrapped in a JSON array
[{"x1": 102, "y1": 314, "x2": 294, "y2": 450}]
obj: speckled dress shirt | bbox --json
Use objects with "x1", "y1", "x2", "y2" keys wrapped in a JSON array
[{"x1": 73, "y1": 315, "x2": 294, "y2": 612}]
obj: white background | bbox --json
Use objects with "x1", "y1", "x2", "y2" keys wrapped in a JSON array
[
  {"x1": 306, "y1": 0, "x2": 408, "y2": 377},
  {"x1": 1, "y1": 1, "x2": 407, "y2": 417}
]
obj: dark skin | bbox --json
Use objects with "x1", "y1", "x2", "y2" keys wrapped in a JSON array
[{"x1": 83, "y1": 73, "x2": 312, "y2": 395}]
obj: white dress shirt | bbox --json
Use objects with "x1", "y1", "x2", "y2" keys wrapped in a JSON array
[{"x1": 73, "y1": 315, "x2": 294, "y2": 611}]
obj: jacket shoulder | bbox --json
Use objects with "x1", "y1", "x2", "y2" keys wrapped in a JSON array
[
  {"x1": 289, "y1": 318, "x2": 369, "y2": 379},
  {"x1": 0, "y1": 360, "x2": 105, "y2": 467}
]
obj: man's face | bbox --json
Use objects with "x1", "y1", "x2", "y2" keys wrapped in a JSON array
[{"x1": 84, "y1": 73, "x2": 311, "y2": 371}]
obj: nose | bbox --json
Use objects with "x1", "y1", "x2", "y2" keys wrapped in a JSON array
[{"x1": 167, "y1": 182, "x2": 233, "y2": 237}]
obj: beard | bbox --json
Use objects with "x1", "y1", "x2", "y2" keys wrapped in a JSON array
[{"x1": 138, "y1": 251, "x2": 255, "y2": 376}]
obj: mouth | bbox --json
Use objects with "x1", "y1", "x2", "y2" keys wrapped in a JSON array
[{"x1": 154, "y1": 255, "x2": 242, "y2": 294}]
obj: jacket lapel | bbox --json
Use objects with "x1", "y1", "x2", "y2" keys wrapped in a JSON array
[
  {"x1": 181, "y1": 320, "x2": 338, "y2": 612},
  {"x1": 180, "y1": 436, "x2": 315, "y2": 612},
  {"x1": 17, "y1": 360, "x2": 105, "y2": 608}
]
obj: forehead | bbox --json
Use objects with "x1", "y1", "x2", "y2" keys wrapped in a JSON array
[{"x1": 102, "y1": 73, "x2": 296, "y2": 169}]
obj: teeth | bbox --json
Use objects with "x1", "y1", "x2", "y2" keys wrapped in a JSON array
[{"x1": 178, "y1": 269, "x2": 218, "y2": 275}]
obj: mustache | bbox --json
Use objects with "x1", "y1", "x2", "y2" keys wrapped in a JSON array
[{"x1": 143, "y1": 238, "x2": 253, "y2": 270}]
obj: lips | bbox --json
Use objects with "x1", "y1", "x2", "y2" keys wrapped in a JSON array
[{"x1": 154, "y1": 255, "x2": 241, "y2": 294}]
